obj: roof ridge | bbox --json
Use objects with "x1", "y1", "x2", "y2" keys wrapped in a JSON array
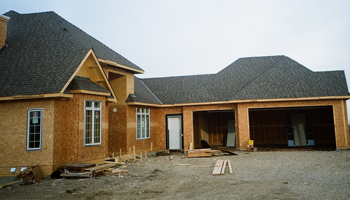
[
  {"x1": 229, "y1": 56, "x2": 286, "y2": 100},
  {"x1": 49, "y1": 12, "x2": 84, "y2": 50},
  {"x1": 141, "y1": 73, "x2": 214, "y2": 80},
  {"x1": 138, "y1": 78, "x2": 163, "y2": 105},
  {"x1": 216, "y1": 55, "x2": 286, "y2": 74}
]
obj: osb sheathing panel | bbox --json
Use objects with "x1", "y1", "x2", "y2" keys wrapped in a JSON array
[
  {"x1": 124, "y1": 106, "x2": 165, "y2": 152},
  {"x1": 0, "y1": 99, "x2": 55, "y2": 176},
  {"x1": 53, "y1": 94, "x2": 108, "y2": 171},
  {"x1": 0, "y1": 16, "x2": 8, "y2": 49},
  {"x1": 108, "y1": 104, "x2": 127, "y2": 153},
  {"x1": 236, "y1": 99, "x2": 350, "y2": 149}
]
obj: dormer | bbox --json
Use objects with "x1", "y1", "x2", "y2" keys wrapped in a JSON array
[{"x1": 98, "y1": 59, "x2": 144, "y2": 104}]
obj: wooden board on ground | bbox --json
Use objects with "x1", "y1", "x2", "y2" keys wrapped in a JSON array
[
  {"x1": 0, "y1": 181, "x2": 21, "y2": 188},
  {"x1": 84, "y1": 163, "x2": 117, "y2": 173},
  {"x1": 176, "y1": 164, "x2": 192, "y2": 166},
  {"x1": 220, "y1": 149, "x2": 238, "y2": 155},
  {"x1": 212, "y1": 160, "x2": 224, "y2": 175},
  {"x1": 60, "y1": 172, "x2": 92, "y2": 178},
  {"x1": 103, "y1": 169, "x2": 129, "y2": 175},
  {"x1": 188, "y1": 150, "x2": 213, "y2": 158},
  {"x1": 228, "y1": 160, "x2": 233, "y2": 175},
  {"x1": 189, "y1": 165, "x2": 213, "y2": 168},
  {"x1": 220, "y1": 160, "x2": 227, "y2": 175},
  {"x1": 60, "y1": 163, "x2": 95, "y2": 171}
]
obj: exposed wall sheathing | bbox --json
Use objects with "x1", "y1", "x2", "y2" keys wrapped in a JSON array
[
  {"x1": 53, "y1": 94, "x2": 108, "y2": 171},
  {"x1": 0, "y1": 15, "x2": 9, "y2": 49},
  {"x1": 125, "y1": 106, "x2": 164, "y2": 153},
  {"x1": 0, "y1": 99, "x2": 55, "y2": 176},
  {"x1": 108, "y1": 104, "x2": 127, "y2": 154}
]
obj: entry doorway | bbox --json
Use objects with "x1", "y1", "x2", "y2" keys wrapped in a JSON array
[
  {"x1": 166, "y1": 115, "x2": 183, "y2": 150},
  {"x1": 226, "y1": 119, "x2": 236, "y2": 147},
  {"x1": 193, "y1": 110, "x2": 235, "y2": 148}
]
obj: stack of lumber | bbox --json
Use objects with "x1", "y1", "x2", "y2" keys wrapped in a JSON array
[
  {"x1": 187, "y1": 148, "x2": 237, "y2": 158},
  {"x1": 60, "y1": 163, "x2": 128, "y2": 178},
  {"x1": 187, "y1": 149, "x2": 221, "y2": 158},
  {"x1": 212, "y1": 159, "x2": 233, "y2": 175}
]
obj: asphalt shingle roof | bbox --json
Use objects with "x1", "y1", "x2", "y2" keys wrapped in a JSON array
[
  {"x1": 0, "y1": 11, "x2": 142, "y2": 97},
  {"x1": 126, "y1": 77, "x2": 162, "y2": 105},
  {"x1": 67, "y1": 76, "x2": 110, "y2": 94},
  {"x1": 139, "y1": 55, "x2": 349, "y2": 104}
]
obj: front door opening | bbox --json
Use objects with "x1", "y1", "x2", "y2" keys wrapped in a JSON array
[{"x1": 166, "y1": 115, "x2": 183, "y2": 150}]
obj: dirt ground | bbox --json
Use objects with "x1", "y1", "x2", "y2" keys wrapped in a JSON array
[{"x1": 1, "y1": 150, "x2": 350, "y2": 200}]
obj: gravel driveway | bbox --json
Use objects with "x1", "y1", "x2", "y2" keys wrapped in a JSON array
[{"x1": 1, "y1": 150, "x2": 350, "y2": 200}]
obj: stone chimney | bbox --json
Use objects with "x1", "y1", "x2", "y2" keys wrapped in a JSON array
[{"x1": 0, "y1": 15, "x2": 10, "y2": 49}]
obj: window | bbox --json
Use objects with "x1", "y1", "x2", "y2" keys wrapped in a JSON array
[
  {"x1": 27, "y1": 109, "x2": 43, "y2": 150},
  {"x1": 85, "y1": 101, "x2": 102, "y2": 145},
  {"x1": 136, "y1": 108, "x2": 150, "y2": 139}
]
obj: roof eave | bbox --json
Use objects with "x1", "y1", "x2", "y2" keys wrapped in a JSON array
[
  {"x1": 127, "y1": 96, "x2": 350, "y2": 107},
  {"x1": 98, "y1": 58, "x2": 144, "y2": 74},
  {"x1": 0, "y1": 93, "x2": 73, "y2": 101}
]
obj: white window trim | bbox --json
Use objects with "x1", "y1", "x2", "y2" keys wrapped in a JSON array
[
  {"x1": 136, "y1": 108, "x2": 150, "y2": 140},
  {"x1": 27, "y1": 108, "x2": 43, "y2": 151},
  {"x1": 84, "y1": 100, "x2": 102, "y2": 146}
]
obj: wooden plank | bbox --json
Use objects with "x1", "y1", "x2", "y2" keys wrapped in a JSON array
[
  {"x1": 187, "y1": 151, "x2": 212, "y2": 158},
  {"x1": 228, "y1": 160, "x2": 233, "y2": 175},
  {"x1": 60, "y1": 172, "x2": 91, "y2": 178},
  {"x1": 212, "y1": 160, "x2": 223, "y2": 175},
  {"x1": 0, "y1": 181, "x2": 21, "y2": 188},
  {"x1": 84, "y1": 163, "x2": 116, "y2": 173},
  {"x1": 221, "y1": 160, "x2": 227, "y2": 175},
  {"x1": 60, "y1": 163, "x2": 95, "y2": 170},
  {"x1": 189, "y1": 165, "x2": 214, "y2": 168},
  {"x1": 176, "y1": 164, "x2": 191, "y2": 166},
  {"x1": 103, "y1": 169, "x2": 129, "y2": 175},
  {"x1": 220, "y1": 149, "x2": 238, "y2": 155}
]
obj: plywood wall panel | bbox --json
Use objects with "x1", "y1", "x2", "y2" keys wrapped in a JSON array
[
  {"x1": 0, "y1": 99, "x2": 55, "y2": 175},
  {"x1": 108, "y1": 104, "x2": 127, "y2": 153},
  {"x1": 53, "y1": 94, "x2": 108, "y2": 171}
]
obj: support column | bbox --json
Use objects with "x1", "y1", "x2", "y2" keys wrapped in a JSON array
[
  {"x1": 182, "y1": 107, "x2": 193, "y2": 150},
  {"x1": 333, "y1": 100, "x2": 350, "y2": 149},
  {"x1": 236, "y1": 104, "x2": 250, "y2": 150}
]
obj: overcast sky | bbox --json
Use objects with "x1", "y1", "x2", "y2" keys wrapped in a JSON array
[{"x1": 1, "y1": 0, "x2": 350, "y2": 114}]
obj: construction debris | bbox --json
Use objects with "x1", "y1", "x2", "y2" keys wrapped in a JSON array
[
  {"x1": 212, "y1": 160, "x2": 232, "y2": 175},
  {"x1": 16, "y1": 165, "x2": 44, "y2": 184},
  {"x1": 59, "y1": 163, "x2": 126, "y2": 178},
  {"x1": 0, "y1": 181, "x2": 22, "y2": 188},
  {"x1": 220, "y1": 149, "x2": 238, "y2": 155},
  {"x1": 187, "y1": 148, "x2": 237, "y2": 158}
]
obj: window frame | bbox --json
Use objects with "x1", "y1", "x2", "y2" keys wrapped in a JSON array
[
  {"x1": 27, "y1": 108, "x2": 43, "y2": 151},
  {"x1": 84, "y1": 100, "x2": 102, "y2": 146},
  {"x1": 136, "y1": 108, "x2": 150, "y2": 140}
]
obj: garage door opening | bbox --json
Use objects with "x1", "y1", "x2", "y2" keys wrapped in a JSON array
[
  {"x1": 249, "y1": 106, "x2": 336, "y2": 149},
  {"x1": 193, "y1": 110, "x2": 235, "y2": 149}
]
